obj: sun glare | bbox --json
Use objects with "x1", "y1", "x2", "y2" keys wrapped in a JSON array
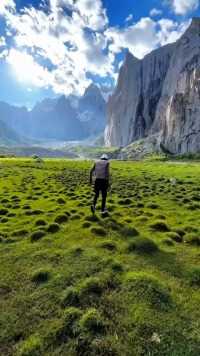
[{"x1": 7, "y1": 48, "x2": 49, "y2": 87}]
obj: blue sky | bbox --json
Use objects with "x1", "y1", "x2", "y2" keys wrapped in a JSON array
[{"x1": 0, "y1": 0, "x2": 199, "y2": 108}]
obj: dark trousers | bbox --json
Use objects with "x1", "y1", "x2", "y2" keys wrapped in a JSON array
[{"x1": 93, "y1": 179, "x2": 109, "y2": 212}]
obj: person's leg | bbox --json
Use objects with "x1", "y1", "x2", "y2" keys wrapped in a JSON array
[
  {"x1": 101, "y1": 181, "x2": 108, "y2": 212},
  {"x1": 91, "y1": 180, "x2": 100, "y2": 213},
  {"x1": 93, "y1": 188, "x2": 99, "y2": 208}
]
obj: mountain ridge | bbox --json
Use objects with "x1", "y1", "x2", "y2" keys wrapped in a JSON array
[{"x1": 0, "y1": 84, "x2": 106, "y2": 144}]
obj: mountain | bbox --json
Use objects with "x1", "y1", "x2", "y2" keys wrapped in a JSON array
[
  {"x1": 78, "y1": 84, "x2": 106, "y2": 136},
  {"x1": 105, "y1": 18, "x2": 200, "y2": 155},
  {"x1": 27, "y1": 95, "x2": 86, "y2": 140},
  {"x1": 0, "y1": 101, "x2": 29, "y2": 136},
  {"x1": 0, "y1": 119, "x2": 24, "y2": 145},
  {"x1": 0, "y1": 84, "x2": 106, "y2": 143}
]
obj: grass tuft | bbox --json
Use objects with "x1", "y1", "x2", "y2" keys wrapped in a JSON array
[
  {"x1": 79, "y1": 308, "x2": 105, "y2": 334},
  {"x1": 61, "y1": 287, "x2": 80, "y2": 307},
  {"x1": 16, "y1": 335, "x2": 42, "y2": 356},
  {"x1": 124, "y1": 272, "x2": 172, "y2": 310},
  {"x1": 128, "y1": 237, "x2": 158, "y2": 254},
  {"x1": 187, "y1": 267, "x2": 200, "y2": 286}
]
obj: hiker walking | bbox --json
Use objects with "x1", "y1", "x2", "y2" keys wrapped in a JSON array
[{"x1": 90, "y1": 154, "x2": 110, "y2": 215}]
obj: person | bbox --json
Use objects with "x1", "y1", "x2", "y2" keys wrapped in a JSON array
[{"x1": 90, "y1": 154, "x2": 110, "y2": 215}]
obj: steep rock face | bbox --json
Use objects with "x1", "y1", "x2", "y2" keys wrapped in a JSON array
[
  {"x1": 78, "y1": 84, "x2": 106, "y2": 136},
  {"x1": 105, "y1": 45, "x2": 174, "y2": 147},
  {"x1": 105, "y1": 18, "x2": 200, "y2": 154},
  {"x1": 105, "y1": 52, "x2": 141, "y2": 146},
  {"x1": 153, "y1": 18, "x2": 200, "y2": 153}
]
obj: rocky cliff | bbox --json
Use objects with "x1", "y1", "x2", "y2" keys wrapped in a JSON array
[{"x1": 105, "y1": 18, "x2": 200, "y2": 154}]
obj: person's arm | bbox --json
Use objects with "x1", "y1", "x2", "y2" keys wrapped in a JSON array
[{"x1": 90, "y1": 164, "x2": 95, "y2": 184}]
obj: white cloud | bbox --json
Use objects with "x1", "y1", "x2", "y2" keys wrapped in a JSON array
[
  {"x1": 158, "y1": 18, "x2": 190, "y2": 45},
  {"x1": 0, "y1": 0, "x2": 15, "y2": 15},
  {"x1": 150, "y1": 8, "x2": 163, "y2": 17},
  {"x1": 2, "y1": 1, "x2": 113, "y2": 95},
  {"x1": 0, "y1": 49, "x2": 8, "y2": 59},
  {"x1": 171, "y1": 0, "x2": 199, "y2": 15},
  {"x1": 0, "y1": 0, "x2": 193, "y2": 96},
  {"x1": 106, "y1": 16, "x2": 189, "y2": 59},
  {"x1": 125, "y1": 14, "x2": 134, "y2": 23},
  {"x1": 106, "y1": 18, "x2": 159, "y2": 59},
  {"x1": 7, "y1": 49, "x2": 52, "y2": 87}
]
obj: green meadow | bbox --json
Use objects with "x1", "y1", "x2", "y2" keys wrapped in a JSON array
[{"x1": 0, "y1": 158, "x2": 200, "y2": 356}]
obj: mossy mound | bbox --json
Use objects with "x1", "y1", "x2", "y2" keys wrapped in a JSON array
[
  {"x1": 57, "y1": 197, "x2": 66, "y2": 205},
  {"x1": 85, "y1": 215, "x2": 99, "y2": 223},
  {"x1": 187, "y1": 267, "x2": 200, "y2": 286},
  {"x1": 110, "y1": 261, "x2": 124, "y2": 272},
  {"x1": 54, "y1": 214, "x2": 69, "y2": 224},
  {"x1": 146, "y1": 202, "x2": 159, "y2": 209},
  {"x1": 16, "y1": 334, "x2": 42, "y2": 356},
  {"x1": 62, "y1": 307, "x2": 82, "y2": 337},
  {"x1": 162, "y1": 238, "x2": 174, "y2": 246},
  {"x1": 165, "y1": 232, "x2": 183, "y2": 243},
  {"x1": 47, "y1": 223, "x2": 60, "y2": 233},
  {"x1": 149, "y1": 220, "x2": 170, "y2": 232},
  {"x1": 91, "y1": 227, "x2": 107, "y2": 237},
  {"x1": 99, "y1": 240, "x2": 117, "y2": 251},
  {"x1": 82, "y1": 222, "x2": 91, "y2": 228},
  {"x1": 184, "y1": 233, "x2": 200, "y2": 246},
  {"x1": 79, "y1": 308, "x2": 105, "y2": 335},
  {"x1": 35, "y1": 219, "x2": 47, "y2": 227},
  {"x1": 121, "y1": 226, "x2": 139, "y2": 238},
  {"x1": 31, "y1": 269, "x2": 50, "y2": 284},
  {"x1": 12, "y1": 229, "x2": 29, "y2": 237},
  {"x1": 78, "y1": 277, "x2": 105, "y2": 302},
  {"x1": 0, "y1": 208, "x2": 9, "y2": 216},
  {"x1": 124, "y1": 272, "x2": 172, "y2": 310},
  {"x1": 128, "y1": 237, "x2": 158, "y2": 254},
  {"x1": 61, "y1": 287, "x2": 80, "y2": 307},
  {"x1": 30, "y1": 230, "x2": 46, "y2": 242},
  {"x1": 174, "y1": 228, "x2": 186, "y2": 237}
]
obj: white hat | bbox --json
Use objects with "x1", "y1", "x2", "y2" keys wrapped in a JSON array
[{"x1": 101, "y1": 154, "x2": 109, "y2": 160}]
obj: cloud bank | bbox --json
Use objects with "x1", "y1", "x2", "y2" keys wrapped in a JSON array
[{"x1": 0, "y1": 0, "x2": 196, "y2": 96}]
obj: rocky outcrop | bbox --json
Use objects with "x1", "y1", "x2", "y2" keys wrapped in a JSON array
[{"x1": 105, "y1": 18, "x2": 200, "y2": 155}]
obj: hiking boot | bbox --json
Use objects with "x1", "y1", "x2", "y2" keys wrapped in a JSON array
[
  {"x1": 101, "y1": 209, "x2": 108, "y2": 216},
  {"x1": 91, "y1": 205, "x2": 95, "y2": 214}
]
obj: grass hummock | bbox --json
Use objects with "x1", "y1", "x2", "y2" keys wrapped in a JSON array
[{"x1": 0, "y1": 158, "x2": 200, "y2": 355}]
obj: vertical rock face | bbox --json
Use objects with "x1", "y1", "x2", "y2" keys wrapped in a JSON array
[
  {"x1": 105, "y1": 18, "x2": 200, "y2": 154},
  {"x1": 105, "y1": 52, "x2": 141, "y2": 147},
  {"x1": 153, "y1": 18, "x2": 200, "y2": 153}
]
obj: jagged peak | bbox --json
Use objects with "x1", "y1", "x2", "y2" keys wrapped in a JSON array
[
  {"x1": 124, "y1": 50, "x2": 139, "y2": 65},
  {"x1": 83, "y1": 83, "x2": 102, "y2": 98}
]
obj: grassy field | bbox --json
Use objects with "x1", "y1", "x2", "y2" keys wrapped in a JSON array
[{"x1": 0, "y1": 158, "x2": 200, "y2": 356}]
